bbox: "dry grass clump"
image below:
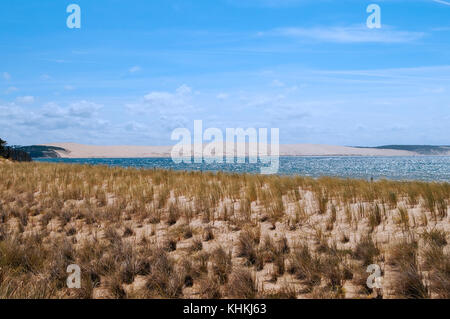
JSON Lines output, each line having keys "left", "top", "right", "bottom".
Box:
{"left": 210, "top": 246, "right": 232, "bottom": 284}
{"left": 162, "top": 237, "right": 177, "bottom": 252}
{"left": 260, "top": 283, "right": 298, "bottom": 299}
{"left": 190, "top": 238, "right": 203, "bottom": 252}
{"left": 144, "top": 248, "right": 183, "bottom": 298}
{"left": 180, "top": 224, "right": 193, "bottom": 239}
{"left": 388, "top": 241, "right": 429, "bottom": 299}
{"left": 421, "top": 229, "right": 447, "bottom": 247}
{"left": 202, "top": 226, "right": 214, "bottom": 242}
{"left": 193, "top": 251, "right": 210, "bottom": 274}
{"left": 0, "top": 271, "right": 59, "bottom": 299}
{"left": 421, "top": 230, "right": 450, "bottom": 298}
{"left": 353, "top": 237, "right": 380, "bottom": 266}
{"left": 287, "top": 244, "right": 322, "bottom": 287}
{"left": 226, "top": 268, "right": 257, "bottom": 299}
{"left": 256, "top": 234, "right": 290, "bottom": 277}
{"left": 198, "top": 276, "right": 222, "bottom": 299}
{"left": 0, "top": 162, "right": 448, "bottom": 299}
{"left": 368, "top": 204, "right": 382, "bottom": 229}
{"left": 237, "top": 227, "right": 260, "bottom": 266}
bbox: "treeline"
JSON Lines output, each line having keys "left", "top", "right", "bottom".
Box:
{"left": 0, "top": 138, "right": 32, "bottom": 162}
{"left": 14, "top": 145, "right": 65, "bottom": 158}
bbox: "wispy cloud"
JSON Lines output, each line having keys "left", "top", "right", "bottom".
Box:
{"left": 216, "top": 93, "right": 229, "bottom": 100}
{"left": 0, "top": 100, "right": 105, "bottom": 136}
{"left": 67, "top": 100, "right": 103, "bottom": 118}
{"left": 260, "top": 25, "right": 426, "bottom": 43}
{"left": 129, "top": 66, "right": 142, "bottom": 73}
{"left": 271, "top": 79, "right": 285, "bottom": 87}
{"left": 126, "top": 84, "right": 194, "bottom": 115}
{"left": 3, "top": 72, "right": 11, "bottom": 80}
{"left": 226, "top": 0, "right": 308, "bottom": 7}
{"left": 4, "top": 86, "right": 18, "bottom": 94}
{"left": 433, "top": 0, "right": 450, "bottom": 6}
{"left": 16, "top": 96, "right": 35, "bottom": 104}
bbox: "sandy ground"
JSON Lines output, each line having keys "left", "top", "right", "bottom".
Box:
{"left": 0, "top": 162, "right": 448, "bottom": 298}
{"left": 43, "top": 143, "right": 416, "bottom": 158}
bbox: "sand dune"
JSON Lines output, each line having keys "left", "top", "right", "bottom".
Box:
{"left": 43, "top": 143, "right": 173, "bottom": 158}
{"left": 279, "top": 144, "right": 416, "bottom": 156}
{"left": 42, "top": 142, "right": 416, "bottom": 158}
{"left": 1, "top": 162, "right": 448, "bottom": 299}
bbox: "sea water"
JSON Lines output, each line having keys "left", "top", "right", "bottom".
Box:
{"left": 35, "top": 156, "right": 450, "bottom": 182}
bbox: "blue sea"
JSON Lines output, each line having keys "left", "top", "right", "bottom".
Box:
{"left": 35, "top": 156, "right": 450, "bottom": 182}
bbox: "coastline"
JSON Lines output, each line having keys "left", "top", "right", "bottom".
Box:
{"left": 42, "top": 142, "right": 425, "bottom": 159}
{"left": 34, "top": 156, "right": 450, "bottom": 182}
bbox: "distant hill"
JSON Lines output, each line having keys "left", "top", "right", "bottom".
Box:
{"left": 18, "top": 143, "right": 450, "bottom": 159}
{"left": 14, "top": 145, "right": 68, "bottom": 158}
{"left": 41, "top": 142, "right": 415, "bottom": 158}
{"left": 358, "top": 145, "right": 450, "bottom": 155}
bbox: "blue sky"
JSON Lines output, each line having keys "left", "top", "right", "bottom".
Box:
{"left": 1, "top": 0, "right": 449, "bottom": 146}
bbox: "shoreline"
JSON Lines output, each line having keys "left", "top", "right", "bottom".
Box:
{"left": 34, "top": 154, "right": 450, "bottom": 159}
{"left": 33, "top": 158, "right": 450, "bottom": 183}
{"left": 39, "top": 142, "right": 441, "bottom": 159}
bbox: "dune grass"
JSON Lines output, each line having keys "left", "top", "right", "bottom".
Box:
{"left": 0, "top": 161, "right": 448, "bottom": 299}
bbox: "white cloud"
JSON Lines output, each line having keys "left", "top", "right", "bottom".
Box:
{"left": 4, "top": 86, "right": 18, "bottom": 94}
{"left": 422, "top": 87, "right": 445, "bottom": 94}
{"left": 123, "top": 85, "right": 197, "bottom": 139}
{"left": 3, "top": 72, "right": 11, "bottom": 80}
{"left": 124, "top": 121, "right": 148, "bottom": 132}
{"left": 16, "top": 96, "right": 35, "bottom": 104}
{"left": 68, "top": 101, "right": 103, "bottom": 118}
{"left": 128, "top": 84, "right": 194, "bottom": 114}
{"left": 241, "top": 93, "right": 286, "bottom": 108}
{"left": 143, "top": 91, "right": 179, "bottom": 106}
{"left": 432, "top": 27, "right": 450, "bottom": 31}
{"left": 175, "top": 84, "right": 192, "bottom": 95}
{"left": 64, "top": 85, "right": 76, "bottom": 90}
{"left": 217, "top": 93, "right": 229, "bottom": 100}
{"left": 262, "top": 25, "right": 425, "bottom": 43}
{"left": 0, "top": 100, "right": 107, "bottom": 137}
{"left": 2, "top": 64, "right": 449, "bottom": 146}
{"left": 271, "top": 79, "right": 285, "bottom": 87}
{"left": 433, "top": 0, "right": 450, "bottom": 6}
{"left": 0, "top": 103, "right": 25, "bottom": 120}
{"left": 40, "top": 74, "right": 51, "bottom": 80}
{"left": 129, "top": 66, "right": 142, "bottom": 73}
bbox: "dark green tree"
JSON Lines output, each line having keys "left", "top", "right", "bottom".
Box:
{"left": 0, "top": 138, "right": 6, "bottom": 152}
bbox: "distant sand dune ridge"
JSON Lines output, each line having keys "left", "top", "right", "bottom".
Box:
{"left": 42, "top": 143, "right": 417, "bottom": 158}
